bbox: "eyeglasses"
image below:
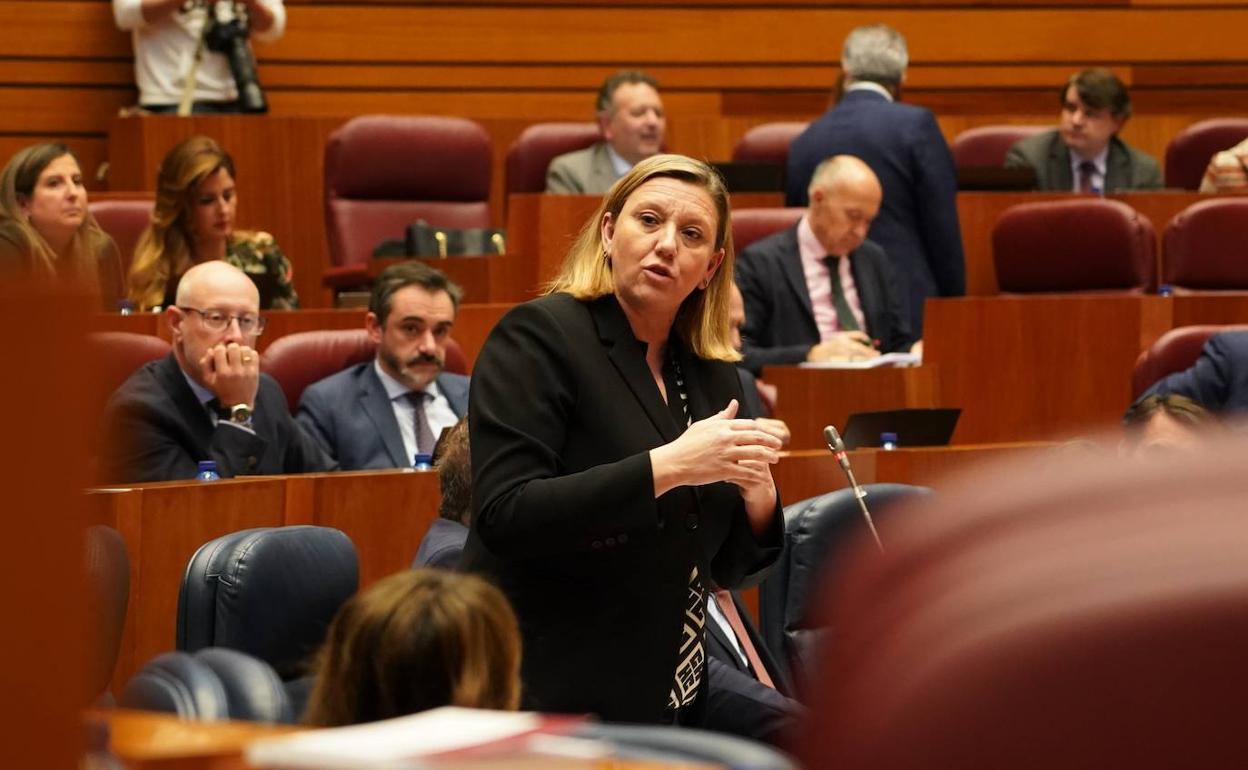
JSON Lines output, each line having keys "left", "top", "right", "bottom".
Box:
{"left": 178, "top": 306, "right": 267, "bottom": 335}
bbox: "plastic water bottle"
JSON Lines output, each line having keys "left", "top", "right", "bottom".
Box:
{"left": 196, "top": 460, "right": 220, "bottom": 481}
{"left": 1158, "top": 284, "right": 1174, "bottom": 297}
{"left": 413, "top": 453, "right": 433, "bottom": 471}
{"left": 880, "top": 432, "right": 899, "bottom": 451}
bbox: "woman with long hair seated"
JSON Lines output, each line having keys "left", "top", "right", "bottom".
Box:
{"left": 304, "top": 568, "right": 522, "bottom": 727}
{"left": 126, "top": 135, "right": 298, "bottom": 311}
{"left": 0, "top": 143, "right": 122, "bottom": 309}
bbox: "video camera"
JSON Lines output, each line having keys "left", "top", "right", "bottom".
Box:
{"left": 202, "top": 1, "right": 268, "bottom": 113}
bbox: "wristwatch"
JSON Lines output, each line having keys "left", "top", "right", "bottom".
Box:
{"left": 219, "top": 403, "right": 253, "bottom": 426}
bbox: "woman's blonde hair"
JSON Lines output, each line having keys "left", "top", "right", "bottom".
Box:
{"left": 304, "top": 569, "right": 522, "bottom": 727}
{"left": 0, "top": 143, "right": 110, "bottom": 290}
{"left": 546, "top": 154, "right": 739, "bottom": 362}
{"left": 127, "top": 136, "right": 236, "bottom": 310}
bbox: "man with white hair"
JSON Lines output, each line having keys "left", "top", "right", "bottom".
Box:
{"left": 99, "top": 260, "right": 334, "bottom": 483}
{"left": 786, "top": 24, "right": 964, "bottom": 335}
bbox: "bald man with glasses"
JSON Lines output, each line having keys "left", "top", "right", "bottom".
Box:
{"left": 99, "top": 261, "right": 334, "bottom": 483}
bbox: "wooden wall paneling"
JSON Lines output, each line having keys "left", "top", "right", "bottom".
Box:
{"left": 924, "top": 295, "right": 1173, "bottom": 443}
{"left": 1172, "top": 295, "right": 1248, "bottom": 327}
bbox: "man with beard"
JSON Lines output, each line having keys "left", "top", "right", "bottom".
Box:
{"left": 297, "top": 261, "right": 469, "bottom": 470}
{"left": 100, "top": 260, "right": 334, "bottom": 482}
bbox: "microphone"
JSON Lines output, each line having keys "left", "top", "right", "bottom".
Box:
{"left": 823, "top": 425, "right": 884, "bottom": 552}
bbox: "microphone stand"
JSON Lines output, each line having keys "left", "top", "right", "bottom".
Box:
{"left": 823, "top": 426, "right": 884, "bottom": 552}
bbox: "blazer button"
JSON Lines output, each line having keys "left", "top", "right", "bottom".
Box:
{"left": 605, "top": 537, "right": 616, "bottom": 548}
{"left": 247, "top": 456, "right": 258, "bottom": 468}
{"left": 617, "top": 533, "right": 629, "bottom": 545}
{"left": 685, "top": 513, "right": 699, "bottom": 530}
{"left": 591, "top": 539, "right": 603, "bottom": 549}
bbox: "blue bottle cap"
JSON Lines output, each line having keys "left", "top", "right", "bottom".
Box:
{"left": 197, "top": 460, "right": 217, "bottom": 472}
{"left": 880, "top": 432, "right": 898, "bottom": 443}
{"left": 413, "top": 453, "right": 434, "bottom": 468}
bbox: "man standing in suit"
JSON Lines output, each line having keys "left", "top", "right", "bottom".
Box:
{"left": 546, "top": 70, "right": 666, "bottom": 194}
{"left": 739, "top": 155, "right": 917, "bottom": 376}
{"left": 99, "top": 261, "right": 334, "bottom": 483}
{"left": 786, "top": 24, "right": 964, "bottom": 335}
{"left": 1006, "top": 68, "right": 1162, "bottom": 193}
{"left": 297, "top": 262, "right": 469, "bottom": 470}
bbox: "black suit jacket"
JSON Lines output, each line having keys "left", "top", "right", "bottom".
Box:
{"left": 461, "top": 293, "right": 782, "bottom": 723}
{"left": 735, "top": 225, "right": 915, "bottom": 375}
{"left": 1005, "top": 130, "right": 1163, "bottom": 192}
{"left": 99, "top": 353, "right": 336, "bottom": 484}
{"left": 786, "top": 89, "right": 966, "bottom": 333}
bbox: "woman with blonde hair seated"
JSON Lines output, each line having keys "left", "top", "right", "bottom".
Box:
{"left": 0, "top": 143, "right": 122, "bottom": 309}
{"left": 126, "top": 135, "right": 298, "bottom": 311}
{"left": 303, "top": 568, "right": 521, "bottom": 727}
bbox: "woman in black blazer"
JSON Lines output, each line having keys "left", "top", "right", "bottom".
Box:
{"left": 462, "top": 155, "right": 784, "bottom": 725}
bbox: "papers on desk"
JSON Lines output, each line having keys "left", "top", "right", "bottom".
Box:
{"left": 245, "top": 707, "right": 595, "bottom": 769}
{"left": 798, "top": 351, "right": 922, "bottom": 369}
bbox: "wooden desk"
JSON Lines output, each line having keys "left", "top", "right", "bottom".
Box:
{"left": 90, "top": 469, "right": 443, "bottom": 692}
{"left": 761, "top": 365, "right": 942, "bottom": 451}
{"left": 956, "top": 191, "right": 1207, "bottom": 296}
{"left": 924, "top": 295, "right": 1173, "bottom": 443}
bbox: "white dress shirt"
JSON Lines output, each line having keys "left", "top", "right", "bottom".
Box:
{"left": 1069, "top": 145, "right": 1110, "bottom": 193}
{"left": 797, "top": 215, "right": 867, "bottom": 339}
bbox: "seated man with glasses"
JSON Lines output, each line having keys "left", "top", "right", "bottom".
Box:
{"left": 99, "top": 260, "right": 335, "bottom": 483}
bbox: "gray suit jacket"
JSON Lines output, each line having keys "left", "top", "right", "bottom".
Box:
{"left": 296, "top": 362, "right": 469, "bottom": 470}
{"left": 1005, "top": 130, "right": 1163, "bottom": 192}
{"left": 545, "top": 141, "right": 621, "bottom": 195}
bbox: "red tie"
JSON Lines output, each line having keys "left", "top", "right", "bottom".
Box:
{"left": 713, "top": 590, "right": 776, "bottom": 690}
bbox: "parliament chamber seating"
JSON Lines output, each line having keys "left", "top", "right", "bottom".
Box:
{"left": 793, "top": 439, "right": 1248, "bottom": 768}
{"left": 1163, "top": 117, "right": 1248, "bottom": 190}
{"left": 88, "top": 199, "right": 152, "bottom": 275}
{"left": 1161, "top": 198, "right": 1248, "bottom": 291}
{"left": 731, "top": 207, "right": 804, "bottom": 251}
{"left": 88, "top": 332, "right": 171, "bottom": 406}
{"left": 1130, "top": 323, "right": 1248, "bottom": 398}
{"left": 178, "top": 526, "right": 358, "bottom": 715}
{"left": 504, "top": 122, "right": 600, "bottom": 194}
{"left": 949, "top": 124, "right": 1051, "bottom": 169}
{"left": 259, "top": 328, "right": 468, "bottom": 411}
{"left": 86, "top": 525, "right": 129, "bottom": 704}
{"left": 323, "top": 115, "right": 493, "bottom": 290}
{"left": 992, "top": 198, "right": 1156, "bottom": 293}
{"left": 731, "top": 122, "right": 808, "bottom": 165}
{"left": 119, "top": 648, "right": 294, "bottom": 724}
{"left": 757, "top": 484, "right": 931, "bottom": 692}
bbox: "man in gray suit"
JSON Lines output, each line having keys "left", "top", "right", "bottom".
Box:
{"left": 546, "top": 69, "right": 666, "bottom": 194}
{"left": 297, "top": 262, "right": 469, "bottom": 470}
{"left": 1006, "top": 68, "right": 1162, "bottom": 192}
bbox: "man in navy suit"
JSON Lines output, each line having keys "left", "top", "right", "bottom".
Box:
{"left": 297, "top": 262, "right": 469, "bottom": 470}
{"left": 786, "top": 24, "right": 964, "bottom": 334}
{"left": 739, "top": 155, "right": 917, "bottom": 376}
{"left": 1138, "top": 331, "right": 1248, "bottom": 416}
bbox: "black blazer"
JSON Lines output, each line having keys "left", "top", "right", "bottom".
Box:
{"left": 99, "top": 353, "right": 336, "bottom": 484}
{"left": 785, "top": 89, "right": 966, "bottom": 333}
{"left": 461, "top": 293, "right": 782, "bottom": 723}
{"left": 735, "top": 225, "right": 915, "bottom": 375}
{"left": 1005, "top": 130, "right": 1163, "bottom": 192}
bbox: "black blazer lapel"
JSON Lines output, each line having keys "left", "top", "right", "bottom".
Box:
{"left": 849, "top": 249, "right": 881, "bottom": 342}
{"left": 155, "top": 353, "right": 215, "bottom": 449}
{"left": 776, "top": 227, "right": 817, "bottom": 334}
{"left": 1105, "top": 138, "right": 1132, "bottom": 192}
{"left": 360, "top": 365, "right": 409, "bottom": 467}
{"left": 1047, "top": 135, "right": 1074, "bottom": 191}
{"left": 589, "top": 296, "right": 682, "bottom": 443}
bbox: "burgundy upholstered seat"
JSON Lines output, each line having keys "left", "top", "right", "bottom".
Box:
{"left": 260, "top": 328, "right": 467, "bottom": 412}
{"left": 731, "top": 122, "right": 809, "bottom": 165}
{"left": 731, "top": 208, "right": 805, "bottom": 252}
{"left": 89, "top": 331, "right": 171, "bottom": 404}
{"left": 1162, "top": 198, "right": 1248, "bottom": 291}
{"left": 949, "top": 124, "right": 1052, "bottom": 169}
{"left": 89, "top": 199, "right": 153, "bottom": 276}
{"left": 323, "top": 116, "right": 493, "bottom": 289}
{"left": 1164, "top": 118, "right": 1248, "bottom": 190}
{"left": 504, "top": 122, "right": 601, "bottom": 195}
{"left": 1130, "top": 323, "right": 1248, "bottom": 398}
{"left": 992, "top": 198, "right": 1156, "bottom": 293}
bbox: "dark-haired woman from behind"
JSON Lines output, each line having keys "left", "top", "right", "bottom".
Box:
{"left": 0, "top": 143, "right": 122, "bottom": 309}
{"left": 303, "top": 568, "right": 521, "bottom": 727}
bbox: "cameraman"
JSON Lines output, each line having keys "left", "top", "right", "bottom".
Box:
{"left": 113, "top": 0, "right": 285, "bottom": 114}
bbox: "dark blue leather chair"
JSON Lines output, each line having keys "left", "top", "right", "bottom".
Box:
{"left": 177, "top": 526, "right": 358, "bottom": 716}
{"left": 759, "top": 484, "right": 931, "bottom": 692}
{"left": 119, "top": 648, "right": 293, "bottom": 723}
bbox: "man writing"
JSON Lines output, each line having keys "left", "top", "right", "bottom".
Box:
{"left": 297, "top": 261, "right": 469, "bottom": 470}
{"left": 100, "top": 260, "right": 333, "bottom": 482}
{"left": 737, "top": 155, "right": 917, "bottom": 375}
{"left": 546, "top": 70, "right": 666, "bottom": 194}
